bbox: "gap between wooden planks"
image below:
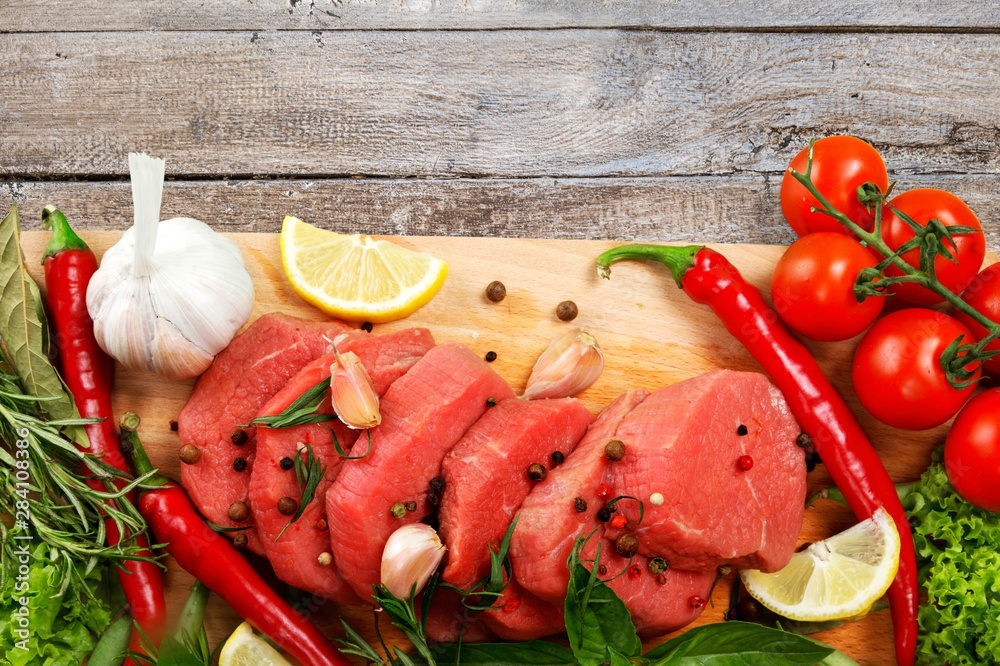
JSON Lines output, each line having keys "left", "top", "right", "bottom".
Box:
{"left": 23, "top": 230, "right": 972, "bottom": 666}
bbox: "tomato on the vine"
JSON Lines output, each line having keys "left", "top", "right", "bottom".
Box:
{"left": 780, "top": 136, "right": 888, "bottom": 237}
{"left": 852, "top": 309, "right": 979, "bottom": 430}
{"left": 955, "top": 263, "right": 1000, "bottom": 377}
{"left": 771, "top": 232, "right": 884, "bottom": 341}
{"left": 944, "top": 389, "right": 1000, "bottom": 512}
{"left": 881, "top": 188, "right": 986, "bottom": 306}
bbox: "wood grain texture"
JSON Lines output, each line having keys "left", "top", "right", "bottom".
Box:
{"left": 20, "top": 230, "right": 973, "bottom": 666}
{"left": 2, "top": 31, "right": 999, "bottom": 179}
{"left": 4, "top": 174, "right": 1000, "bottom": 246}
{"left": 3, "top": 0, "right": 1000, "bottom": 32}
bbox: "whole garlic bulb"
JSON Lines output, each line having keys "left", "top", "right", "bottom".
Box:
{"left": 87, "top": 153, "right": 254, "bottom": 380}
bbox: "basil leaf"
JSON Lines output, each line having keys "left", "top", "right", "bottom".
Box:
{"left": 431, "top": 641, "right": 578, "bottom": 665}
{"left": 564, "top": 540, "right": 641, "bottom": 666}
{"left": 642, "top": 622, "right": 834, "bottom": 666}
{"left": 157, "top": 636, "right": 210, "bottom": 666}
{"left": 0, "top": 204, "right": 75, "bottom": 420}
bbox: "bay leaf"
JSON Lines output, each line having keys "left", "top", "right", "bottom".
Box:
{"left": 0, "top": 204, "right": 75, "bottom": 420}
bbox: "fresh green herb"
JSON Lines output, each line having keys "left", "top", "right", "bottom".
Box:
{"left": 88, "top": 612, "right": 133, "bottom": 666}
{"left": 275, "top": 445, "right": 327, "bottom": 542}
{"left": 643, "top": 621, "right": 836, "bottom": 665}
{"left": 0, "top": 542, "right": 113, "bottom": 666}
{"left": 564, "top": 534, "right": 641, "bottom": 665}
{"left": 339, "top": 579, "right": 441, "bottom": 666}
{"left": 0, "top": 205, "right": 77, "bottom": 423}
{"left": 446, "top": 516, "right": 518, "bottom": 612}
{"left": 249, "top": 377, "right": 334, "bottom": 429}
{"left": 332, "top": 428, "right": 374, "bottom": 460}
{"left": 902, "top": 449, "right": 1000, "bottom": 666}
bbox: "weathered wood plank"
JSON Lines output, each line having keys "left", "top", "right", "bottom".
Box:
{"left": 2, "top": 31, "right": 998, "bottom": 179}
{"left": 2, "top": 0, "right": 1000, "bottom": 32}
{"left": 5, "top": 174, "right": 1000, "bottom": 247}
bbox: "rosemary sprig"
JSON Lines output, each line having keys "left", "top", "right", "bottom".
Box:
{"left": 790, "top": 143, "right": 1000, "bottom": 387}
{"left": 275, "top": 444, "right": 327, "bottom": 542}
{"left": 248, "top": 377, "right": 335, "bottom": 429}
{"left": 0, "top": 364, "right": 155, "bottom": 599}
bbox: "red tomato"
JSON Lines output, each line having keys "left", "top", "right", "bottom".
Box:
{"left": 881, "top": 188, "right": 986, "bottom": 305}
{"left": 852, "top": 309, "right": 979, "bottom": 430}
{"left": 955, "top": 263, "right": 1000, "bottom": 377}
{"left": 780, "top": 136, "right": 889, "bottom": 237}
{"left": 771, "top": 232, "right": 884, "bottom": 341}
{"left": 944, "top": 389, "right": 1000, "bottom": 511}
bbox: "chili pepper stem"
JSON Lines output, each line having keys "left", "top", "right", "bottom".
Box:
{"left": 597, "top": 244, "right": 702, "bottom": 287}
{"left": 41, "top": 205, "right": 89, "bottom": 260}
{"left": 119, "top": 412, "right": 169, "bottom": 485}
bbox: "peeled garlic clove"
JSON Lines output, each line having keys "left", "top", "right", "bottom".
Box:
{"left": 381, "top": 523, "right": 447, "bottom": 600}
{"left": 331, "top": 350, "right": 381, "bottom": 429}
{"left": 522, "top": 328, "right": 604, "bottom": 400}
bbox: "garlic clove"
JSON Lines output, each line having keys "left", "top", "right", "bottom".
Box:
{"left": 522, "top": 328, "right": 604, "bottom": 400}
{"left": 331, "top": 350, "right": 381, "bottom": 429}
{"left": 381, "top": 523, "right": 447, "bottom": 600}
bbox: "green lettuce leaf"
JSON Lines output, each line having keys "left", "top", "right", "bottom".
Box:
{"left": 904, "top": 450, "right": 1000, "bottom": 665}
{"left": 0, "top": 541, "right": 111, "bottom": 665}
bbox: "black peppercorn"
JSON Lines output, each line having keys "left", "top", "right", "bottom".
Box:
{"left": 556, "top": 300, "right": 579, "bottom": 321}
{"left": 485, "top": 351, "right": 497, "bottom": 363}
{"left": 596, "top": 507, "right": 611, "bottom": 522}
{"left": 486, "top": 396, "right": 497, "bottom": 407}
{"left": 737, "top": 424, "right": 749, "bottom": 436}
{"left": 429, "top": 476, "right": 446, "bottom": 493}
{"left": 279, "top": 457, "right": 294, "bottom": 471}
{"left": 231, "top": 429, "right": 249, "bottom": 447}
{"left": 551, "top": 450, "right": 565, "bottom": 466}
{"left": 169, "top": 420, "right": 178, "bottom": 432}
{"left": 573, "top": 497, "right": 588, "bottom": 512}
{"left": 233, "top": 533, "right": 249, "bottom": 550}
{"left": 404, "top": 500, "right": 418, "bottom": 512}
{"left": 361, "top": 321, "right": 374, "bottom": 333}
{"left": 796, "top": 433, "right": 812, "bottom": 449}
{"left": 233, "top": 457, "right": 247, "bottom": 473}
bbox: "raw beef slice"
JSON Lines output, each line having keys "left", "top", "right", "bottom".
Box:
{"left": 615, "top": 369, "right": 805, "bottom": 572}
{"left": 439, "top": 397, "right": 594, "bottom": 590}
{"left": 250, "top": 328, "right": 434, "bottom": 603}
{"left": 178, "top": 313, "right": 351, "bottom": 553}
{"left": 326, "top": 342, "right": 515, "bottom": 601}
{"left": 510, "top": 389, "right": 713, "bottom": 637}
{"left": 511, "top": 390, "right": 649, "bottom": 605}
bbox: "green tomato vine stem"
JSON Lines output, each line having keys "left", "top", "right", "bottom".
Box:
{"left": 788, "top": 143, "right": 1000, "bottom": 383}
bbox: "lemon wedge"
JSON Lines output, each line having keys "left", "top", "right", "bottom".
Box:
{"left": 218, "top": 622, "right": 293, "bottom": 666}
{"left": 280, "top": 216, "right": 448, "bottom": 323}
{"left": 739, "top": 506, "right": 900, "bottom": 622}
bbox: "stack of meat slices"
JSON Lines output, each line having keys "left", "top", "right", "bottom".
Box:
{"left": 176, "top": 314, "right": 808, "bottom": 643}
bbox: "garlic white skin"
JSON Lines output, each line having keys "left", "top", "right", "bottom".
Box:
{"left": 380, "top": 523, "right": 447, "bottom": 599}
{"left": 330, "top": 349, "right": 381, "bottom": 429}
{"left": 522, "top": 328, "right": 604, "bottom": 400}
{"left": 87, "top": 153, "right": 254, "bottom": 380}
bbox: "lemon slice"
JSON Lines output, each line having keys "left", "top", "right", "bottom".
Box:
{"left": 280, "top": 216, "right": 448, "bottom": 323}
{"left": 219, "top": 622, "right": 293, "bottom": 666}
{"left": 740, "top": 506, "right": 900, "bottom": 622}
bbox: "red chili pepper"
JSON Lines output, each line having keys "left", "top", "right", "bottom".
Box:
{"left": 41, "top": 206, "right": 166, "bottom": 662}
{"left": 597, "top": 244, "right": 917, "bottom": 666}
{"left": 120, "top": 413, "right": 351, "bottom": 666}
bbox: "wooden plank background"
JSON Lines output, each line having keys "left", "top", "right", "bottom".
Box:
{"left": 2, "top": 9, "right": 999, "bottom": 244}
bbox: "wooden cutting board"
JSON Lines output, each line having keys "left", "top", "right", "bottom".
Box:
{"left": 21, "top": 230, "right": 956, "bottom": 665}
